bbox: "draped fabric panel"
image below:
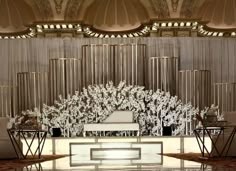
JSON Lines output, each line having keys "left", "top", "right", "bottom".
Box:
{"left": 1, "top": 37, "right": 236, "bottom": 85}
{"left": 0, "top": 37, "right": 236, "bottom": 114}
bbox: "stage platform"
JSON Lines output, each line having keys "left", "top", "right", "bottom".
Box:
{"left": 21, "top": 136, "right": 211, "bottom": 167}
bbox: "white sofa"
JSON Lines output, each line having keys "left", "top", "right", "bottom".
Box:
{"left": 0, "top": 117, "right": 17, "bottom": 159}
{"left": 211, "top": 112, "right": 236, "bottom": 157}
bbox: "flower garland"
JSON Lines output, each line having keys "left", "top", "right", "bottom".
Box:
{"left": 15, "top": 81, "right": 202, "bottom": 137}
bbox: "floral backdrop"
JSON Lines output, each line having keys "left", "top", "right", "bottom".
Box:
{"left": 13, "top": 81, "right": 210, "bottom": 137}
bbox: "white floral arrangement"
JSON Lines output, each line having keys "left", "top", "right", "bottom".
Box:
{"left": 16, "top": 81, "right": 205, "bottom": 137}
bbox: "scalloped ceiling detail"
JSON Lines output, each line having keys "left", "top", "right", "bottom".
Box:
{"left": 0, "top": 0, "right": 35, "bottom": 33}
{"left": 82, "top": 0, "right": 150, "bottom": 32}
{"left": 197, "top": 0, "right": 236, "bottom": 29}
{"left": 0, "top": 0, "right": 236, "bottom": 34}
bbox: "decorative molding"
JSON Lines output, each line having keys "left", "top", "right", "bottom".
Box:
{"left": 35, "top": 0, "right": 53, "bottom": 20}
{"left": 65, "top": 0, "right": 83, "bottom": 20}
{"left": 171, "top": 0, "right": 179, "bottom": 12}
{"left": 180, "top": 0, "right": 197, "bottom": 18}
{"left": 54, "top": 0, "right": 63, "bottom": 14}
{"left": 151, "top": 0, "right": 170, "bottom": 18}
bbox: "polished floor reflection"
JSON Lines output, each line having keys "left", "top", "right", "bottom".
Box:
{"left": 13, "top": 155, "right": 215, "bottom": 171}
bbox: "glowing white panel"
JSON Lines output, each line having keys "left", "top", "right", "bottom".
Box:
{"left": 91, "top": 148, "right": 140, "bottom": 160}
{"left": 141, "top": 137, "right": 180, "bottom": 153}
{"left": 184, "top": 136, "right": 211, "bottom": 153}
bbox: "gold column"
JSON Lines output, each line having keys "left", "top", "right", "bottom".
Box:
{"left": 148, "top": 56, "right": 179, "bottom": 95}
{"left": 49, "top": 58, "right": 81, "bottom": 104}
{"left": 213, "top": 83, "right": 236, "bottom": 113}
{"left": 114, "top": 44, "right": 146, "bottom": 86}
{"left": 17, "top": 72, "right": 48, "bottom": 113}
{"left": 81, "top": 44, "right": 115, "bottom": 87}
{"left": 0, "top": 85, "right": 17, "bottom": 117}
{"left": 178, "top": 70, "right": 211, "bottom": 110}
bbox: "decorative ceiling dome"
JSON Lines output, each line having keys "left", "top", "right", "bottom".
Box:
{"left": 0, "top": 0, "right": 35, "bottom": 34}
{"left": 197, "top": 0, "right": 236, "bottom": 29}
{"left": 82, "top": 0, "right": 150, "bottom": 32}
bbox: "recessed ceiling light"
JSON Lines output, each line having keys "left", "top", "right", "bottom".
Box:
{"left": 168, "top": 22, "right": 172, "bottom": 27}
{"left": 62, "top": 24, "right": 67, "bottom": 29}
{"left": 186, "top": 22, "right": 191, "bottom": 26}
{"left": 43, "top": 24, "right": 48, "bottom": 29}
{"left": 56, "top": 24, "right": 60, "bottom": 29}
{"left": 49, "top": 24, "right": 54, "bottom": 29}
{"left": 161, "top": 23, "right": 166, "bottom": 27}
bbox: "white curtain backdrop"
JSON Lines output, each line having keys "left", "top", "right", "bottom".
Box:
{"left": 0, "top": 37, "right": 236, "bottom": 85}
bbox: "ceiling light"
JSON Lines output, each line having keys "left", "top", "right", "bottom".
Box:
{"left": 36, "top": 25, "right": 42, "bottom": 29}
{"left": 168, "top": 22, "right": 172, "bottom": 27}
{"left": 4, "top": 36, "right": 9, "bottom": 39}
{"left": 43, "top": 24, "right": 48, "bottom": 29}
{"left": 21, "top": 35, "right": 26, "bottom": 38}
{"left": 62, "top": 24, "right": 67, "bottom": 29}
{"left": 213, "top": 32, "right": 217, "bottom": 36}
{"left": 128, "top": 34, "right": 133, "bottom": 37}
{"left": 134, "top": 33, "right": 139, "bottom": 37}
{"left": 49, "top": 25, "right": 54, "bottom": 29}
{"left": 123, "top": 34, "right": 127, "bottom": 38}
{"left": 231, "top": 32, "right": 236, "bottom": 36}
{"left": 105, "top": 35, "right": 109, "bottom": 38}
{"left": 218, "top": 32, "right": 223, "bottom": 36}
{"left": 0, "top": 36, "right": 2, "bottom": 39}
{"left": 207, "top": 32, "right": 212, "bottom": 36}
{"left": 152, "top": 26, "right": 157, "bottom": 30}
{"left": 37, "top": 28, "right": 42, "bottom": 32}
{"left": 180, "top": 22, "right": 185, "bottom": 27}
{"left": 117, "top": 35, "right": 121, "bottom": 38}
{"left": 99, "top": 34, "right": 104, "bottom": 38}
{"left": 186, "top": 22, "right": 191, "bottom": 26}
{"left": 68, "top": 24, "right": 73, "bottom": 29}
{"left": 154, "top": 22, "right": 159, "bottom": 26}
{"left": 161, "top": 23, "right": 166, "bottom": 27}
{"left": 111, "top": 35, "right": 115, "bottom": 38}
{"left": 94, "top": 33, "right": 99, "bottom": 37}
{"left": 56, "top": 24, "right": 60, "bottom": 29}
{"left": 174, "top": 22, "right": 178, "bottom": 27}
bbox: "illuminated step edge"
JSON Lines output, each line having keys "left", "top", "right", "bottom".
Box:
{"left": 91, "top": 148, "right": 141, "bottom": 160}
{"left": 70, "top": 142, "right": 162, "bottom": 166}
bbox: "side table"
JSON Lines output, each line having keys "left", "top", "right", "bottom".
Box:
{"left": 194, "top": 125, "right": 236, "bottom": 157}
{"left": 7, "top": 129, "right": 47, "bottom": 159}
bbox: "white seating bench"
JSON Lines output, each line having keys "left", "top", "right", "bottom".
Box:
{"left": 83, "top": 123, "right": 140, "bottom": 137}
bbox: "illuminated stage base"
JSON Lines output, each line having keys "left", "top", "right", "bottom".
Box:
{"left": 22, "top": 136, "right": 211, "bottom": 169}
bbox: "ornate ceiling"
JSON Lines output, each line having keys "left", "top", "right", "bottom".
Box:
{"left": 0, "top": 0, "right": 235, "bottom": 36}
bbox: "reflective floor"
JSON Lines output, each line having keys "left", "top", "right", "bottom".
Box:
{"left": 10, "top": 155, "right": 215, "bottom": 171}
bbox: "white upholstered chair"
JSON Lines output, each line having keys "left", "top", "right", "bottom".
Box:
{"left": 0, "top": 117, "right": 17, "bottom": 159}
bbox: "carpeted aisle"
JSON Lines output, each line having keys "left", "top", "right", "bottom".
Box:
{"left": 0, "top": 155, "right": 67, "bottom": 171}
